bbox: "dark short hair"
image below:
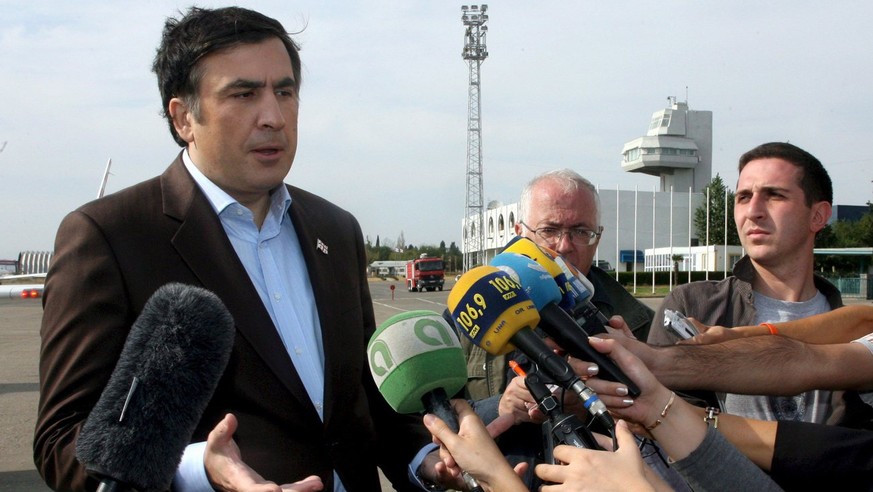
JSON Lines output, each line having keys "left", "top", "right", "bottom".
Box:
{"left": 738, "top": 142, "right": 833, "bottom": 205}
{"left": 152, "top": 6, "right": 302, "bottom": 146}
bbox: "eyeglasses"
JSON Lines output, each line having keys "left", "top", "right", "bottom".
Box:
{"left": 520, "top": 221, "right": 603, "bottom": 246}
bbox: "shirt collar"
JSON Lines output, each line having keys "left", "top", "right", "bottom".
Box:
{"left": 182, "top": 149, "right": 291, "bottom": 219}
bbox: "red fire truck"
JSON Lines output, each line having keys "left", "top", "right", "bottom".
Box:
{"left": 405, "top": 254, "right": 445, "bottom": 292}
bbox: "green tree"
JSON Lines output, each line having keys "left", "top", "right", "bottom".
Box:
{"left": 671, "top": 254, "right": 683, "bottom": 285}
{"left": 814, "top": 204, "right": 873, "bottom": 273}
{"left": 832, "top": 205, "right": 873, "bottom": 247}
{"left": 694, "top": 174, "right": 740, "bottom": 245}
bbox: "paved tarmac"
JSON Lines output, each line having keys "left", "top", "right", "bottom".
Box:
{"left": 0, "top": 282, "right": 484, "bottom": 490}
{"left": 3, "top": 282, "right": 866, "bottom": 491}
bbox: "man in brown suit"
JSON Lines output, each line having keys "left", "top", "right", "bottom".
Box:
{"left": 34, "top": 7, "right": 449, "bottom": 491}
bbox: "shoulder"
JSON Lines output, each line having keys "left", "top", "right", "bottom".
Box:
{"left": 68, "top": 176, "right": 164, "bottom": 227}
{"left": 668, "top": 275, "right": 744, "bottom": 301}
{"left": 812, "top": 274, "right": 844, "bottom": 308}
{"left": 288, "top": 185, "right": 356, "bottom": 223}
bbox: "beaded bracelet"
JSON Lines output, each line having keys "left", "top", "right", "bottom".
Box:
{"left": 645, "top": 391, "right": 676, "bottom": 431}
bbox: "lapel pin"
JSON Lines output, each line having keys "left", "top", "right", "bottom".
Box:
{"left": 316, "top": 239, "right": 329, "bottom": 255}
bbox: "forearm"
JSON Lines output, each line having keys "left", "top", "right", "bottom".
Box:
{"left": 647, "top": 391, "right": 709, "bottom": 461}
{"left": 670, "top": 425, "right": 782, "bottom": 491}
{"left": 715, "top": 413, "right": 777, "bottom": 471}
{"left": 735, "top": 304, "right": 873, "bottom": 344}
{"left": 651, "top": 336, "right": 873, "bottom": 394}
{"left": 650, "top": 399, "right": 771, "bottom": 471}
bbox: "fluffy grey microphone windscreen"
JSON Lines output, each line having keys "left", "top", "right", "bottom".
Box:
{"left": 76, "top": 283, "right": 235, "bottom": 491}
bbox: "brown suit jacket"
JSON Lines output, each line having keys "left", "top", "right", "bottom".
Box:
{"left": 34, "top": 155, "right": 429, "bottom": 491}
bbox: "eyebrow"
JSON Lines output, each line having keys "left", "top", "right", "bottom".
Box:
{"left": 540, "top": 221, "right": 594, "bottom": 230}
{"left": 220, "top": 76, "right": 297, "bottom": 93}
{"left": 736, "top": 185, "right": 791, "bottom": 195}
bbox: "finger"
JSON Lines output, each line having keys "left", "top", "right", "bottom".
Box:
{"left": 566, "top": 356, "right": 599, "bottom": 378}
{"left": 449, "top": 398, "right": 475, "bottom": 417}
{"left": 534, "top": 462, "right": 564, "bottom": 485}
{"left": 584, "top": 378, "right": 631, "bottom": 398}
{"left": 423, "top": 413, "right": 452, "bottom": 442}
{"left": 592, "top": 393, "right": 635, "bottom": 409}
{"left": 592, "top": 431, "right": 615, "bottom": 451}
{"left": 512, "top": 462, "right": 529, "bottom": 480}
{"left": 614, "top": 420, "right": 639, "bottom": 452}
{"left": 525, "top": 405, "right": 547, "bottom": 424}
{"left": 208, "top": 413, "right": 237, "bottom": 446}
{"left": 281, "top": 475, "right": 324, "bottom": 492}
{"left": 484, "top": 413, "right": 515, "bottom": 439}
{"left": 550, "top": 444, "right": 586, "bottom": 467}
{"left": 607, "top": 314, "right": 636, "bottom": 339}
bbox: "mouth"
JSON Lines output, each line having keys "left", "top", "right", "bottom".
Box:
{"left": 251, "top": 144, "right": 285, "bottom": 158}
{"left": 745, "top": 229, "right": 769, "bottom": 239}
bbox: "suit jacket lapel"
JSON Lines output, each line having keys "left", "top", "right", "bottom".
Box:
{"left": 287, "top": 189, "right": 347, "bottom": 424}
{"left": 160, "top": 158, "right": 318, "bottom": 417}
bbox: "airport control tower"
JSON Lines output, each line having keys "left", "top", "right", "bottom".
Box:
{"left": 621, "top": 97, "right": 712, "bottom": 192}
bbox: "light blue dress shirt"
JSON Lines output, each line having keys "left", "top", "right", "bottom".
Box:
{"left": 173, "top": 152, "right": 430, "bottom": 491}
{"left": 174, "top": 151, "right": 347, "bottom": 491}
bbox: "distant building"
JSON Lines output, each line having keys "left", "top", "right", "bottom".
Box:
{"left": 462, "top": 98, "right": 711, "bottom": 271}
{"left": 830, "top": 205, "right": 869, "bottom": 224}
{"left": 17, "top": 251, "right": 53, "bottom": 275}
{"left": 621, "top": 97, "right": 713, "bottom": 193}
{"left": 645, "top": 245, "right": 744, "bottom": 273}
{"left": 0, "top": 260, "right": 16, "bottom": 276}
{"left": 466, "top": 189, "right": 705, "bottom": 272}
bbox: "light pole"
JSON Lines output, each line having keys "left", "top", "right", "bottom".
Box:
{"left": 460, "top": 4, "right": 489, "bottom": 272}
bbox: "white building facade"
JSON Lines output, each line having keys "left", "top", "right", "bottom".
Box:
{"left": 466, "top": 187, "right": 707, "bottom": 272}
{"left": 461, "top": 99, "right": 719, "bottom": 272}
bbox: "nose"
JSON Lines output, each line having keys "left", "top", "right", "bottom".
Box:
{"left": 553, "top": 232, "right": 575, "bottom": 256}
{"left": 744, "top": 193, "right": 767, "bottom": 220}
{"left": 257, "top": 93, "right": 286, "bottom": 130}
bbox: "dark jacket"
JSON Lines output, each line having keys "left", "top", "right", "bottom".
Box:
{"left": 34, "top": 155, "right": 429, "bottom": 491}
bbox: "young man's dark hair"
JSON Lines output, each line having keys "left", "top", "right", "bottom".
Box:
{"left": 152, "top": 6, "right": 302, "bottom": 146}
{"left": 738, "top": 141, "right": 833, "bottom": 206}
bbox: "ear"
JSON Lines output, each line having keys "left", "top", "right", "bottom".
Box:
{"left": 168, "top": 97, "right": 195, "bottom": 144}
{"left": 809, "top": 201, "right": 832, "bottom": 233}
{"left": 513, "top": 223, "right": 522, "bottom": 236}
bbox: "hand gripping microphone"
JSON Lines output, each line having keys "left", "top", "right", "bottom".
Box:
{"left": 75, "top": 283, "right": 236, "bottom": 492}
{"left": 509, "top": 361, "right": 602, "bottom": 452}
{"left": 447, "top": 266, "right": 613, "bottom": 430}
{"left": 490, "top": 253, "right": 640, "bottom": 397}
{"left": 367, "top": 310, "right": 484, "bottom": 492}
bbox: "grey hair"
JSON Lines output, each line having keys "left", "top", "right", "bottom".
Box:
{"left": 518, "top": 169, "right": 601, "bottom": 226}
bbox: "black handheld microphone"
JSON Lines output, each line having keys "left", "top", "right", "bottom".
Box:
{"left": 491, "top": 253, "right": 641, "bottom": 397}
{"left": 75, "top": 283, "right": 235, "bottom": 492}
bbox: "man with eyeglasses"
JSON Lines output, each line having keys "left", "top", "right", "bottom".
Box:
{"left": 457, "top": 169, "right": 664, "bottom": 489}
{"left": 461, "top": 170, "right": 654, "bottom": 401}
{"left": 516, "top": 169, "right": 655, "bottom": 341}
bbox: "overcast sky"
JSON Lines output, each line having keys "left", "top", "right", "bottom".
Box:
{"left": 2, "top": 1, "right": 872, "bottom": 260}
